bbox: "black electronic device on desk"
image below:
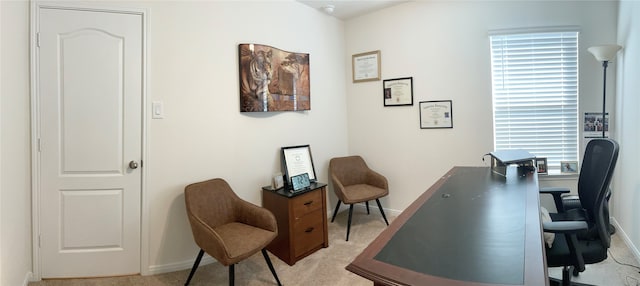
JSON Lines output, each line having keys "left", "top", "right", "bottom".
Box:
{"left": 290, "top": 173, "right": 311, "bottom": 192}
{"left": 485, "top": 149, "right": 536, "bottom": 176}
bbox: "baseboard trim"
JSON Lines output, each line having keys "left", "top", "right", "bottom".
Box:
{"left": 326, "top": 201, "right": 402, "bottom": 219}
{"left": 23, "top": 271, "right": 34, "bottom": 286}
{"left": 146, "top": 255, "right": 216, "bottom": 276}
{"left": 352, "top": 202, "right": 402, "bottom": 217}
{"left": 610, "top": 217, "right": 640, "bottom": 264}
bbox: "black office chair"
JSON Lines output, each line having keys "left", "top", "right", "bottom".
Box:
{"left": 546, "top": 189, "right": 616, "bottom": 235}
{"left": 541, "top": 138, "right": 619, "bottom": 286}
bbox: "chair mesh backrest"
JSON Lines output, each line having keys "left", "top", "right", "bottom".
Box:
{"left": 577, "top": 139, "right": 619, "bottom": 247}
{"left": 184, "top": 178, "right": 239, "bottom": 228}
{"left": 330, "top": 156, "right": 369, "bottom": 187}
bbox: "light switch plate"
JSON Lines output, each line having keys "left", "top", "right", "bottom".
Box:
{"left": 152, "top": 101, "right": 164, "bottom": 119}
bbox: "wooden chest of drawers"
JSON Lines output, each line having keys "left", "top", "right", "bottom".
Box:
{"left": 262, "top": 183, "right": 328, "bottom": 265}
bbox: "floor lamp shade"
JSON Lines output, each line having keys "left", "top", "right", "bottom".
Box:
{"left": 588, "top": 44, "right": 622, "bottom": 138}
{"left": 588, "top": 45, "right": 622, "bottom": 62}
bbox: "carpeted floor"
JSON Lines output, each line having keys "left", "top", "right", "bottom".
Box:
{"left": 29, "top": 208, "right": 640, "bottom": 286}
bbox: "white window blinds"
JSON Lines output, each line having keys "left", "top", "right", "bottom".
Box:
{"left": 490, "top": 31, "right": 579, "bottom": 169}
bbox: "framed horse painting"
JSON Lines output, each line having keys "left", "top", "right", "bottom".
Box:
{"left": 238, "top": 43, "right": 310, "bottom": 112}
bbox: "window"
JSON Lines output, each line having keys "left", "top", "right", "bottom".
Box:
{"left": 490, "top": 31, "right": 579, "bottom": 171}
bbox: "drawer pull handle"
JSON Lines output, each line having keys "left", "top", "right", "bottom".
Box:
{"left": 304, "top": 201, "right": 313, "bottom": 206}
{"left": 305, "top": 227, "right": 314, "bottom": 233}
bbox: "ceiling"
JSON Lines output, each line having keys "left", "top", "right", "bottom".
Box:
{"left": 297, "top": 0, "right": 409, "bottom": 20}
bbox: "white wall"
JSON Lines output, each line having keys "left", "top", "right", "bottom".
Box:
{"left": 0, "top": 0, "right": 629, "bottom": 284}
{"left": 613, "top": 0, "right": 640, "bottom": 259}
{"left": 0, "top": 1, "right": 3, "bottom": 283}
{"left": 1, "top": 0, "right": 34, "bottom": 285}
{"left": 344, "top": 1, "right": 619, "bottom": 211}
{"left": 1, "top": 0, "right": 349, "bottom": 283}
{"left": 138, "top": 0, "right": 348, "bottom": 272}
{"left": 0, "top": 0, "right": 3, "bottom": 282}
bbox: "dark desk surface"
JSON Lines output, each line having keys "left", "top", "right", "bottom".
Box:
{"left": 346, "top": 166, "right": 548, "bottom": 286}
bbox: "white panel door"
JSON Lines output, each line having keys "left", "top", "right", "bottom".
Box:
{"left": 37, "top": 6, "right": 143, "bottom": 278}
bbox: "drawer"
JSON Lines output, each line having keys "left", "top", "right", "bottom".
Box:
{"left": 293, "top": 210, "right": 324, "bottom": 257}
{"left": 291, "top": 190, "right": 322, "bottom": 219}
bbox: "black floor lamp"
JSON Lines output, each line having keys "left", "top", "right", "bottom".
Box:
{"left": 587, "top": 44, "right": 622, "bottom": 235}
{"left": 587, "top": 44, "right": 622, "bottom": 138}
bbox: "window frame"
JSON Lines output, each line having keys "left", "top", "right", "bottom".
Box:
{"left": 489, "top": 29, "right": 580, "bottom": 172}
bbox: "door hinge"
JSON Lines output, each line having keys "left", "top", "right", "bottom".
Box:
{"left": 37, "top": 138, "right": 41, "bottom": 152}
{"left": 36, "top": 33, "right": 41, "bottom": 48}
{"left": 38, "top": 235, "right": 41, "bottom": 248}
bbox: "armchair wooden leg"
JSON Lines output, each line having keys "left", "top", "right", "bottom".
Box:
{"left": 366, "top": 201, "right": 370, "bottom": 214}
{"left": 346, "top": 204, "right": 354, "bottom": 241}
{"left": 262, "top": 249, "right": 282, "bottom": 286}
{"left": 229, "top": 264, "right": 234, "bottom": 286}
{"left": 376, "top": 199, "right": 389, "bottom": 226}
{"left": 331, "top": 200, "right": 342, "bottom": 223}
{"left": 184, "top": 249, "right": 204, "bottom": 286}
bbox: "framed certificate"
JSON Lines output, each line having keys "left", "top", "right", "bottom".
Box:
{"left": 383, "top": 77, "right": 413, "bottom": 106}
{"left": 419, "top": 100, "right": 453, "bottom": 129}
{"left": 352, "top": 50, "right": 381, "bottom": 83}
{"left": 281, "top": 145, "right": 317, "bottom": 188}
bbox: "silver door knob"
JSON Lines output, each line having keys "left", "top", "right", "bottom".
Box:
{"left": 129, "top": 161, "right": 139, "bottom": 169}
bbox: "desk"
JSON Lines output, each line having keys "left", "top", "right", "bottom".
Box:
{"left": 346, "top": 167, "right": 548, "bottom": 286}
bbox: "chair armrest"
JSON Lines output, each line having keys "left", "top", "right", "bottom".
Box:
{"left": 366, "top": 169, "right": 388, "bottom": 190}
{"left": 187, "top": 212, "right": 229, "bottom": 261}
{"left": 540, "top": 187, "right": 570, "bottom": 212}
{"left": 330, "top": 173, "right": 347, "bottom": 202}
{"left": 235, "top": 199, "right": 278, "bottom": 233}
{"left": 539, "top": 187, "right": 570, "bottom": 194}
{"left": 543, "top": 220, "right": 588, "bottom": 273}
{"left": 562, "top": 194, "right": 579, "bottom": 200}
{"left": 542, "top": 220, "right": 588, "bottom": 234}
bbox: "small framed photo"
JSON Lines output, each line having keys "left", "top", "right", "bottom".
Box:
{"left": 560, "top": 161, "right": 579, "bottom": 174}
{"left": 535, "top": 158, "right": 548, "bottom": 175}
{"left": 383, "top": 77, "right": 413, "bottom": 106}
{"left": 271, "top": 173, "right": 284, "bottom": 189}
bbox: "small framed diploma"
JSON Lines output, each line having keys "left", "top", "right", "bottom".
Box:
{"left": 419, "top": 100, "right": 453, "bottom": 129}
{"left": 281, "top": 145, "right": 317, "bottom": 188}
{"left": 352, "top": 50, "right": 381, "bottom": 83}
{"left": 383, "top": 77, "right": 413, "bottom": 106}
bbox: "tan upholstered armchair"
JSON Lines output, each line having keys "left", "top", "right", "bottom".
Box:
{"left": 329, "top": 156, "right": 390, "bottom": 241}
{"left": 184, "top": 178, "right": 282, "bottom": 286}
